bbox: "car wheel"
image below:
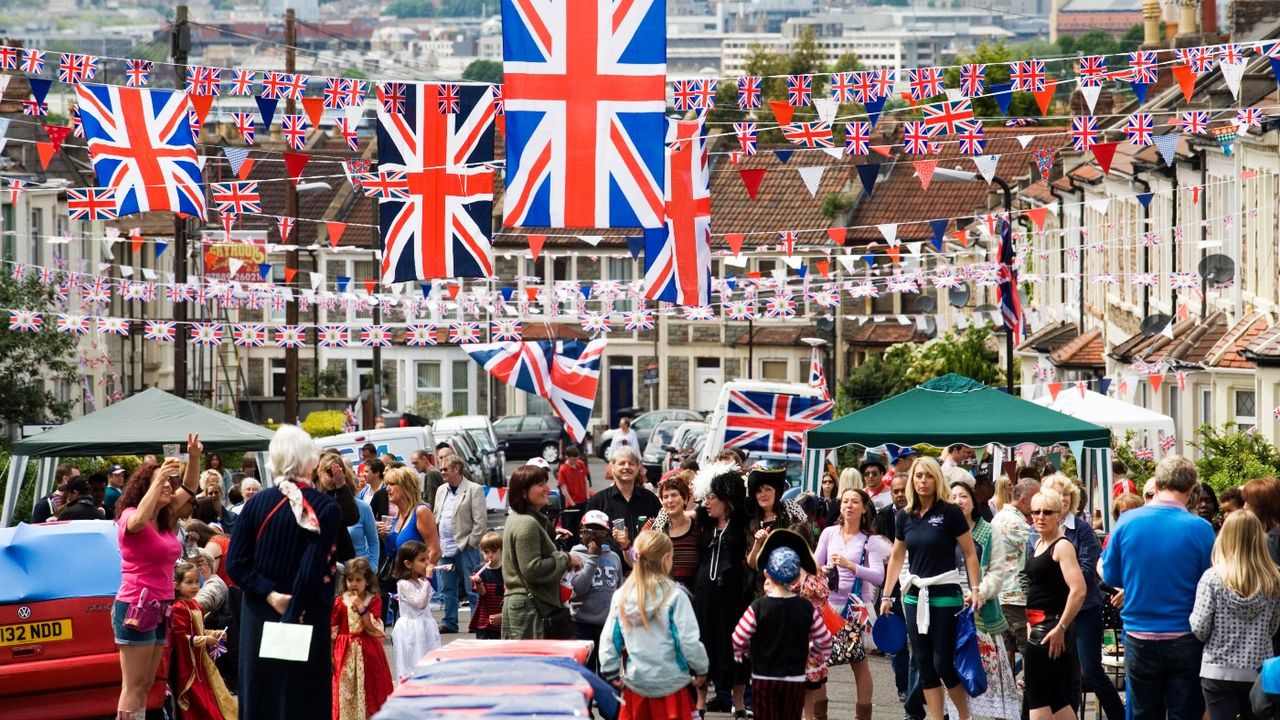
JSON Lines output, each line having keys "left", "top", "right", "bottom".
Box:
{"left": 541, "top": 443, "right": 560, "bottom": 463}
{"left": 597, "top": 440, "right": 610, "bottom": 460}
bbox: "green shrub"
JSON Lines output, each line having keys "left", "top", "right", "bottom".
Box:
{"left": 301, "top": 410, "right": 346, "bottom": 438}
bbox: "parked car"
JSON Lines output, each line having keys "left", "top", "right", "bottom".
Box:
{"left": 664, "top": 421, "right": 708, "bottom": 473}
{"left": 437, "top": 432, "right": 491, "bottom": 487}
{"left": 316, "top": 426, "right": 438, "bottom": 470}
{"left": 0, "top": 520, "right": 167, "bottom": 720}
{"left": 641, "top": 420, "right": 686, "bottom": 481}
{"left": 493, "top": 415, "right": 566, "bottom": 463}
{"left": 434, "top": 415, "right": 506, "bottom": 487}
{"left": 597, "top": 409, "right": 703, "bottom": 459}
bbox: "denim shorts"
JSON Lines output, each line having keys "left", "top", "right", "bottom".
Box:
{"left": 111, "top": 600, "right": 170, "bottom": 646}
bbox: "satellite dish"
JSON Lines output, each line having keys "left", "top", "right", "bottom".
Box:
{"left": 1198, "top": 254, "right": 1236, "bottom": 286}
{"left": 815, "top": 316, "right": 835, "bottom": 334}
{"left": 913, "top": 295, "right": 937, "bottom": 313}
{"left": 1139, "top": 313, "right": 1172, "bottom": 337}
{"left": 921, "top": 316, "right": 938, "bottom": 338}
{"left": 949, "top": 284, "right": 971, "bottom": 308}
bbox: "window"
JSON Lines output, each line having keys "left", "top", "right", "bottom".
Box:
{"left": 1, "top": 205, "right": 14, "bottom": 262}
{"left": 30, "top": 208, "right": 43, "bottom": 266}
{"left": 416, "top": 361, "right": 443, "bottom": 416}
{"left": 451, "top": 360, "right": 470, "bottom": 414}
{"left": 1198, "top": 386, "right": 1213, "bottom": 427}
{"left": 1235, "top": 389, "right": 1256, "bottom": 431}
{"left": 761, "top": 359, "right": 789, "bottom": 381}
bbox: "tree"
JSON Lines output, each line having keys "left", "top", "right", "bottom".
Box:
{"left": 943, "top": 42, "right": 1040, "bottom": 120}
{"left": 1119, "top": 24, "right": 1145, "bottom": 54}
{"left": 462, "top": 59, "right": 503, "bottom": 84}
{"left": 384, "top": 0, "right": 434, "bottom": 17}
{"left": 1192, "top": 423, "right": 1280, "bottom": 495}
{"left": 0, "top": 274, "right": 80, "bottom": 427}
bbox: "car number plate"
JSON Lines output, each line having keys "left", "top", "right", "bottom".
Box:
{"left": 0, "top": 618, "right": 73, "bottom": 647}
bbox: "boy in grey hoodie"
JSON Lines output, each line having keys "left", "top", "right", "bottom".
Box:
{"left": 570, "top": 510, "right": 623, "bottom": 672}
{"left": 1191, "top": 555, "right": 1280, "bottom": 720}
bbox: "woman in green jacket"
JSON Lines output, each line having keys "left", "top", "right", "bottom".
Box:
{"left": 502, "top": 464, "right": 581, "bottom": 638}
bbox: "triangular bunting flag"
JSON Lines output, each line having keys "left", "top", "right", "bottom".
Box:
{"left": 364, "top": 279, "right": 377, "bottom": 295}
{"left": 796, "top": 166, "right": 825, "bottom": 197}
{"left": 130, "top": 230, "right": 145, "bottom": 254}
{"left": 877, "top": 223, "right": 898, "bottom": 246}
{"left": 906, "top": 241, "right": 923, "bottom": 257}
{"left": 1048, "top": 382, "right": 1063, "bottom": 401}
{"left": 579, "top": 235, "right": 603, "bottom": 247}
{"left": 870, "top": 145, "right": 892, "bottom": 158}
{"left": 1271, "top": 57, "right": 1280, "bottom": 87}
{"left": 1152, "top": 133, "right": 1179, "bottom": 167}
{"left": 813, "top": 97, "right": 836, "bottom": 124}
{"left": 1220, "top": 61, "right": 1245, "bottom": 100}
{"left": 188, "top": 94, "right": 214, "bottom": 127}
{"left": 326, "top": 221, "right": 346, "bottom": 248}
{"left": 1091, "top": 141, "right": 1119, "bottom": 175}
{"left": 42, "top": 124, "right": 71, "bottom": 153}
{"left": 283, "top": 152, "right": 309, "bottom": 182}
{"left": 626, "top": 235, "right": 643, "bottom": 260}
{"left": 284, "top": 266, "right": 298, "bottom": 284}
{"left": 1148, "top": 373, "right": 1163, "bottom": 393}
{"left": 1016, "top": 134, "right": 1035, "bottom": 149}
{"left": 773, "top": 149, "right": 793, "bottom": 164}
{"left": 301, "top": 97, "right": 325, "bottom": 129}
{"left": 154, "top": 240, "right": 168, "bottom": 258}
{"left": 769, "top": 100, "right": 795, "bottom": 127}
{"left": 739, "top": 168, "right": 767, "bottom": 200}
{"left": 28, "top": 78, "right": 52, "bottom": 104}
{"left": 1033, "top": 84, "right": 1054, "bottom": 116}
{"left": 972, "top": 153, "right": 999, "bottom": 184}
{"left": 815, "top": 260, "right": 829, "bottom": 276}
{"left": 913, "top": 160, "right": 936, "bottom": 191}
{"left": 885, "top": 245, "right": 901, "bottom": 265}
{"left": 1097, "top": 377, "right": 1112, "bottom": 396}
{"left": 826, "top": 228, "right": 847, "bottom": 246}
{"left": 1171, "top": 65, "right": 1196, "bottom": 102}
{"left": 1129, "top": 81, "right": 1150, "bottom": 104}
{"left": 259, "top": 263, "right": 272, "bottom": 280}
{"left": 863, "top": 95, "right": 886, "bottom": 128}
{"left": 1024, "top": 206, "right": 1049, "bottom": 231}
{"left": 1136, "top": 192, "right": 1153, "bottom": 209}
{"left": 36, "top": 141, "right": 54, "bottom": 169}
{"left": 527, "top": 234, "right": 545, "bottom": 262}
{"left": 929, "top": 219, "right": 949, "bottom": 251}
{"left": 255, "top": 96, "right": 278, "bottom": 128}
{"left": 236, "top": 158, "right": 255, "bottom": 180}
{"left": 1086, "top": 197, "right": 1110, "bottom": 215}
{"left": 1079, "top": 83, "right": 1102, "bottom": 114}
{"left": 990, "top": 82, "right": 1013, "bottom": 116}
{"left": 223, "top": 146, "right": 251, "bottom": 176}
{"left": 856, "top": 163, "right": 880, "bottom": 196}
{"left": 725, "top": 233, "right": 745, "bottom": 254}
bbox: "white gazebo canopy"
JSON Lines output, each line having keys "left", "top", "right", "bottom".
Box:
{"left": 1032, "top": 388, "right": 1176, "bottom": 436}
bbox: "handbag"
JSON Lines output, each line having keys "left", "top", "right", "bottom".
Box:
{"left": 954, "top": 607, "right": 988, "bottom": 697}
{"left": 513, "top": 519, "right": 574, "bottom": 640}
{"left": 827, "top": 600, "right": 865, "bottom": 666}
{"left": 123, "top": 587, "right": 171, "bottom": 633}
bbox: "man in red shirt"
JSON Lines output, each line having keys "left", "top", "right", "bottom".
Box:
{"left": 557, "top": 445, "right": 590, "bottom": 535}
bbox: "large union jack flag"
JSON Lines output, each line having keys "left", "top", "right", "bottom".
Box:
{"left": 501, "top": 0, "right": 666, "bottom": 229}
{"left": 377, "top": 82, "right": 496, "bottom": 282}
{"left": 464, "top": 338, "right": 607, "bottom": 442}
{"left": 996, "top": 214, "right": 1024, "bottom": 343}
{"left": 723, "top": 389, "right": 833, "bottom": 455}
{"left": 643, "top": 118, "right": 710, "bottom": 307}
{"left": 74, "top": 84, "right": 204, "bottom": 218}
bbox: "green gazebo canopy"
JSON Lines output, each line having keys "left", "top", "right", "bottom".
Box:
{"left": 807, "top": 374, "right": 1112, "bottom": 450}
{"left": 12, "top": 388, "right": 275, "bottom": 457}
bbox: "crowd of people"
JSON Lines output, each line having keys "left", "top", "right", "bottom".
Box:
{"left": 21, "top": 422, "right": 1280, "bottom": 720}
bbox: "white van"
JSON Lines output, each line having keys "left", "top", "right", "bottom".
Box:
{"left": 316, "top": 427, "right": 437, "bottom": 470}
{"left": 699, "top": 380, "right": 833, "bottom": 489}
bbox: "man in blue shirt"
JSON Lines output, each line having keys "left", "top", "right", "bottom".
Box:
{"left": 1101, "top": 455, "right": 1215, "bottom": 720}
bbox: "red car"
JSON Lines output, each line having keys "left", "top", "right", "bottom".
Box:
{"left": 0, "top": 520, "right": 167, "bottom": 719}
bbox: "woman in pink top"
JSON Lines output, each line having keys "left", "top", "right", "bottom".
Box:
{"left": 113, "top": 435, "right": 202, "bottom": 720}
{"left": 814, "top": 487, "right": 892, "bottom": 720}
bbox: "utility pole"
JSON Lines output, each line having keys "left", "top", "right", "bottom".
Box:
{"left": 283, "top": 8, "right": 300, "bottom": 424}
{"left": 370, "top": 196, "right": 382, "bottom": 424}
{"left": 171, "top": 5, "right": 190, "bottom": 399}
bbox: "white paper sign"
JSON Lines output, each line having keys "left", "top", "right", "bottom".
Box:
{"left": 259, "top": 621, "right": 313, "bottom": 662}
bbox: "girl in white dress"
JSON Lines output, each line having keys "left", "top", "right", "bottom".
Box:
{"left": 391, "top": 540, "right": 441, "bottom": 678}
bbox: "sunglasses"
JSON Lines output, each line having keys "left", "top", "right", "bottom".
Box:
{"left": 1030, "top": 509, "right": 1057, "bottom": 516}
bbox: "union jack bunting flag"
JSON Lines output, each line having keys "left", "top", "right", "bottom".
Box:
{"left": 643, "top": 119, "right": 711, "bottom": 308}
{"left": 681, "top": 305, "right": 715, "bottom": 321}
{"left": 1128, "top": 51, "right": 1158, "bottom": 84}
{"left": 185, "top": 65, "right": 221, "bottom": 95}
{"left": 845, "top": 71, "right": 874, "bottom": 105}
{"left": 282, "top": 73, "right": 309, "bottom": 101}
{"left": 581, "top": 312, "right": 612, "bottom": 334}
{"left": 96, "top": 317, "right": 130, "bottom": 337}
{"left": 227, "top": 69, "right": 256, "bottom": 96}
{"left": 1160, "top": 433, "right": 1177, "bottom": 453}
{"left": 492, "top": 319, "right": 523, "bottom": 341}
{"left": 1010, "top": 60, "right": 1046, "bottom": 92}
{"left": 281, "top": 114, "right": 308, "bottom": 151}
{"left": 191, "top": 322, "right": 223, "bottom": 346}
{"left": 260, "top": 71, "right": 289, "bottom": 100}
{"left": 779, "top": 230, "right": 798, "bottom": 256}
{"left": 906, "top": 67, "right": 943, "bottom": 100}
{"left": 122, "top": 59, "right": 152, "bottom": 87}
{"left": 783, "top": 121, "right": 834, "bottom": 148}
{"left": 75, "top": 84, "right": 205, "bottom": 217}
{"left": 1071, "top": 115, "right": 1098, "bottom": 151}
{"left": 336, "top": 116, "right": 359, "bottom": 150}
{"left": 844, "top": 121, "right": 870, "bottom": 155}
{"left": 405, "top": 323, "right": 439, "bottom": 346}
{"left": 323, "top": 77, "right": 351, "bottom": 109}
{"left": 955, "top": 119, "right": 985, "bottom": 155}
{"left": 501, "top": 0, "right": 666, "bottom": 229}
{"left": 21, "top": 49, "right": 45, "bottom": 75}
{"left": 232, "top": 324, "right": 267, "bottom": 348}
{"left": 831, "top": 72, "right": 855, "bottom": 103}
{"left": 231, "top": 112, "right": 255, "bottom": 144}
{"left": 166, "top": 283, "right": 195, "bottom": 304}
{"left": 491, "top": 84, "right": 504, "bottom": 115}
{"left": 0, "top": 46, "right": 16, "bottom": 70}
{"left": 464, "top": 338, "right": 606, "bottom": 442}
{"left": 1078, "top": 56, "right": 1107, "bottom": 86}
{"left": 450, "top": 321, "right": 482, "bottom": 344}
{"left": 66, "top": 187, "right": 118, "bottom": 220}
{"left": 724, "top": 300, "right": 755, "bottom": 321}
{"left": 1177, "top": 46, "right": 1216, "bottom": 74}
{"left": 1180, "top": 110, "right": 1209, "bottom": 134}
{"left": 8, "top": 310, "right": 41, "bottom": 332}
{"left": 737, "top": 75, "right": 762, "bottom": 110}
{"left": 902, "top": 121, "right": 935, "bottom": 155}
{"left": 1170, "top": 272, "right": 1199, "bottom": 289}
{"left": 1032, "top": 148, "right": 1055, "bottom": 180}
{"left": 23, "top": 101, "right": 48, "bottom": 116}
{"left": 672, "top": 79, "right": 697, "bottom": 111}
{"left": 378, "top": 82, "right": 406, "bottom": 115}
{"left": 211, "top": 181, "right": 262, "bottom": 215}
{"left": 960, "top": 64, "right": 985, "bottom": 97}
{"left": 81, "top": 277, "right": 111, "bottom": 306}
{"left": 873, "top": 69, "right": 896, "bottom": 99}
{"left": 693, "top": 79, "right": 716, "bottom": 110}
{"left": 734, "top": 122, "right": 757, "bottom": 156}
{"left": 1220, "top": 43, "right": 1246, "bottom": 65}
{"left": 56, "top": 314, "right": 89, "bottom": 335}
{"left": 143, "top": 320, "right": 176, "bottom": 343}
{"left": 1237, "top": 107, "right": 1264, "bottom": 128}
{"left": 765, "top": 294, "right": 797, "bottom": 319}
{"left": 922, "top": 98, "right": 973, "bottom": 135}
{"left": 358, "top": 325, "right": 392, "bottom": 347}
{"left": 438, "top": 83, "right": 461, "bottom": 114}
{"left": 376, "top": 82, "right": 496, "bottom": 282}
{"left": 1124, "top": 113, "right": 1154, "bottom": 147}
{"left": 318, "top": 325, "right": 349, "bottom": 348}
{"left": 723, "top": 389, "right": 833, "bottom": 455}
{"left": 809, "top": 347, "right": 832, "bottom": 402}
{"left": 360, "top": 170, "right": 410, "bottom": 200}
{"left": 273, "top": 325, "right": 306, "bottom": 348}
{"left": 786, "top": 75, "right": 812, "bottom": 106}
{"left": 622, "top": 309, "right": 654, "bottom": 331}
{"left": 58, "top": 53, "right": 98, "bottom": 84}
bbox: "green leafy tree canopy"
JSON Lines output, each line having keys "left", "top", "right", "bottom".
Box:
{"left": 462, "top": 59, "right": 503, "bottom": 84}
{"left": 1192, "top": 423, "right": 1280, "bottom": 494}
{"left": 0, "top": 274, "right": 80, "bottom": 427}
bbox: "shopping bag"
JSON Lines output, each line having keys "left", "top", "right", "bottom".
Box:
{"left": 259, "top": 621, "right": 313, "bottom": 662}
{"left": 953, "top": 607, "right": 987, "bottom": 697}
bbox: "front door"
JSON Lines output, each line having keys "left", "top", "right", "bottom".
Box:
{"left": 609, "top": 366, "right": 634, "bottom": 428}
{"left": 695, "top": 365, "right": 722, "bottom": 413}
